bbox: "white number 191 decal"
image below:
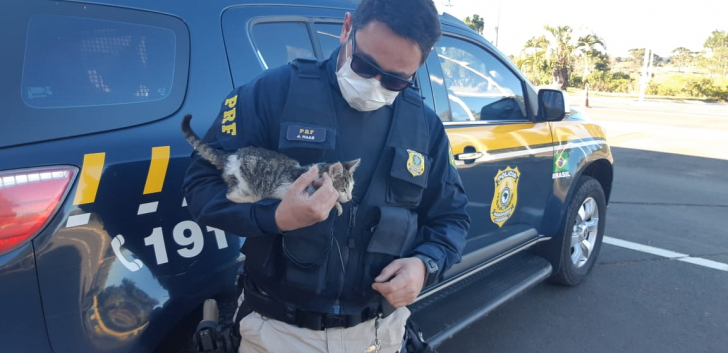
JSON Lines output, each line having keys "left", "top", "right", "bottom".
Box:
{"left": 113, "top": 221, "right": 229, "bottom": 271}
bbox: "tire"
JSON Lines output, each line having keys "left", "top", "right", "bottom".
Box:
{"left": 551, "top": 176, "right": 607, "bottom": 286}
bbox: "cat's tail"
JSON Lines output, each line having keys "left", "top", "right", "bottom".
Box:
{"left": 181, "top": 114, "right": 227, "bottom": 169}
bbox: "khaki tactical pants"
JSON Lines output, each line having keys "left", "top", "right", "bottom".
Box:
{"left": 235, "top": 298, "right": 410, "bottom": 353}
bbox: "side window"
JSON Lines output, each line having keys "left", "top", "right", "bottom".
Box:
{"left": 315, "top": 23, "right": 343, "bottom": 59}
{"left": 22, "top": 15, "right": 176, "bottom": 109}
{"left": 435, "top": 36, "right": 526, "bottom": 122}
{"left": 2, "top": 4, "right": 189, "bottom": 149}
{"left": 251, "top": 22, "right": 315, "bottom": 69}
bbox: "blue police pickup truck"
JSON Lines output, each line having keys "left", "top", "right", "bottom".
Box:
{"left": 0, "top": 1, "right": 613, "bottom": 352}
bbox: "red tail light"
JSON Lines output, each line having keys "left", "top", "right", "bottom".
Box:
{"left": 0, "top": 167, "right": 76, "bottom": 255}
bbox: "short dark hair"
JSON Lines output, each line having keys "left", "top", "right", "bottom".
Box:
{"left": 352, "top": 0, "right": 441, "bottom": 63}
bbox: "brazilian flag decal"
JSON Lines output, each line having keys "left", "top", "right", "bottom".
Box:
{"left": 554, "top": 151, "right": 569, "bottom": 172}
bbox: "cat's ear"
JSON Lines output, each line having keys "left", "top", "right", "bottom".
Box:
{"left": 329, "top": 162, "right": 343, "bottom": 175}
{"left": 343, "top": 158, "right": 361, "bottom": 174}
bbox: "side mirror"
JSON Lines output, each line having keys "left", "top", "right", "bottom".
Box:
{"left": 537, "top": 89, "right": 566, "bottom": 121}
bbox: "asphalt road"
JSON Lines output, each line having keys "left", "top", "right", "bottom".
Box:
{"left": 440, "top": 98, "right": 728, "bottom": 353}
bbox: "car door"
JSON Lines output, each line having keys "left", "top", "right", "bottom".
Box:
{"left": 428, "top": 30, "right": 555, "bottom": 276}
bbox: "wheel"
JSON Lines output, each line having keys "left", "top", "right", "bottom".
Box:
{"left": 551, "top": 176, "right": 607, "bottom": 286}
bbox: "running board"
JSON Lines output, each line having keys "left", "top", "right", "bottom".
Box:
{"left": 408, "top": 252, "right": 552, "bottom": 347}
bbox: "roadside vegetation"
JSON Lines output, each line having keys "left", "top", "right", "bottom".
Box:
{"left": 463, "top": 18, "right": 728, "bottom": 102}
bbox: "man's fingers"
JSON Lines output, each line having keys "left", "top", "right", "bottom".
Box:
{"left": 375, "top": 261, "right": 401, "bottom": 283}
{"left": 310, "top": 173, "right": 337, "bottom": 204}
{"left": 372, "top": 274, "right": 407, "bottom": 297}
{"left": 291, "top": 166, "right": 319, "bottom": 192}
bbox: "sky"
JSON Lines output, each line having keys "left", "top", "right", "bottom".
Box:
{"left": 435, "top": 0, "right": 728, "bottom": 58}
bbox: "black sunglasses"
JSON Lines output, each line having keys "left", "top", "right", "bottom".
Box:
{"left": 349, "top": 32, "right": 415, "bottom": 92}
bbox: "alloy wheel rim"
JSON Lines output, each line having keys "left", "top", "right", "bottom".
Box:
{"left": 570, "top": 197, "right": 599, "bottom": 268}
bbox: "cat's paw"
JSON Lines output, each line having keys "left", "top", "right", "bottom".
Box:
{"left": 335, "top": 202, "right": 343, "bottom": 216}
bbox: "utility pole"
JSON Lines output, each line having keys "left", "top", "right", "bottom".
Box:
{"left": 638, "top": 48, "right": 652, "bottom": 102}
{"left": 494, "top": 1, "right": 501, "bottom": 47}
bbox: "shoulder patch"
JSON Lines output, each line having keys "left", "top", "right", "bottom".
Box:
{"left": 221, "top": 94, "right": 239, "bottom": 136}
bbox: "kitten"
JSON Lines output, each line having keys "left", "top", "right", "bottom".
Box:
{"left": 182, "top": 114, "right": 359, "bottom": 216}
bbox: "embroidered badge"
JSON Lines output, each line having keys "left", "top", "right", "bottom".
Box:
{"left": 490, "top": 166, "right": 520, "bottom": 227}
{"left": 406, "top": 149, "right": 425, "bottom": 177}
{"left": 286, "top": 125, "right": 326, "bottom": 143}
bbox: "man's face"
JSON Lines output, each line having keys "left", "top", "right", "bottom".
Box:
{"left": 338, "top": 15, "right": 422, "bottom": 89}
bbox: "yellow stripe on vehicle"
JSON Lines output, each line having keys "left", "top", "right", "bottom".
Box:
{"left": 73, "top": 152, "right": 106, "bottom": 205}
{"left": 446, "top": 123, "right": 553, "bottom": 155}
{"left": 143, "top": 146, "right": 170, "bottom": 195}
{"left": 551, "top": 122, "right": 607, "bottom": 143}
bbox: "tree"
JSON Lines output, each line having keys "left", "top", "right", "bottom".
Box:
{"left": 464, "top": 14, "right": 484, "bottom": 35}
{"left": 701, "top": 30, "right": 728, "bottom": 76}
{"left": 670, "top": 47, "right": 695, "bottom": 73}
{"left": 517, "top": 35, "right": 552, "bottom": 85}
{"left": 576, "top": 33, "right": 607, "bottom": 83}
{"left": 544, "top": 25, "right": 574, "bottom": 89}
{"left": 627, "top": 48, "right": 663, "bottom": 74}
{"left": 517, "top": 27, "right": 606, "bottom": 90}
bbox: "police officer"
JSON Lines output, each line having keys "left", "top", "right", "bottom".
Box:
{"left": 183, "top": 0, "right": 470, "bottom": 351}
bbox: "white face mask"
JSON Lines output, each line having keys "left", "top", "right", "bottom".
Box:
{"left": 336, "top": 44, "right": 400, "bottom": 112}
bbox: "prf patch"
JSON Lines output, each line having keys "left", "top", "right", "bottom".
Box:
{"left": 552, "top": 151, "right": 571, "bottom": 179}
{"left": 286, "top": 125, "right": 326, "bottom": 142}
{"left": 406, "top": 149, "right": 425, "bottom": 177}
{"left": 491, "top": 166, "right": 520, "bottom": 227}
{"left": 221, "top": 95, "right": 238, "bottom": 136}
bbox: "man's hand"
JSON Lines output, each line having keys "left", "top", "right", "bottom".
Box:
{"left": 275, "top": 167, "right": 339, "bottom": 232}
{"left": 371, "top": 257, "right": 427, "bottom": 308}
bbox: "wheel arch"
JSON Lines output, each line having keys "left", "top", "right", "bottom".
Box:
{"left": 533, "top": 157, "right": 613, "bottom": 275}
{"left": 579, "top": 158, "right": 613, "bottom": 205}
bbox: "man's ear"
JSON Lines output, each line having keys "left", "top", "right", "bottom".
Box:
{"left": 340, "top": 12, "right": 353, "bottom": 45}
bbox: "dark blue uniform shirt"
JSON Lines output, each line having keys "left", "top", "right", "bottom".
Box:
{"left": 183, "top": 48, "right": 469, "bottom": 282}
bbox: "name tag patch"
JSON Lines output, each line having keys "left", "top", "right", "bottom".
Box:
{"left": 286, "top": 125, "right": 326, "bottom": 143}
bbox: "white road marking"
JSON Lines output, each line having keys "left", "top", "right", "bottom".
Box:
{"left": 604, "top": 236, "right": 728, "bottom": 272}
{"left": 137, "top": 201, "right": 159, "bottom": 215}
{"left": 66, "top": 213, "right": 91, "bottom": 227}
{"left": 182, "top": 198, "right": 187, "bottom": 207}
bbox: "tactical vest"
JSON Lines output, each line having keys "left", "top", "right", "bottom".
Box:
{"left": 242, "top": 58, "right": 431, "bottom": 314}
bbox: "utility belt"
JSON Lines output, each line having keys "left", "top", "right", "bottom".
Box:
{"left": 239, "top": 283, "right": 396, "bottom": 331}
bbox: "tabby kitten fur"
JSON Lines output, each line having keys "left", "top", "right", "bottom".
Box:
{"left": 182, "top": 114, "right": 359, "bottom": 215}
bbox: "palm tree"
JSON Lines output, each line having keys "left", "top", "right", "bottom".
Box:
{"left": 518, "top": 26, "right": 606, "bottom": 90}
{"left": 576, "top": 33, "right": 607, "bottom": 82}
{"left": 517, "top": 35, "right": 551, "bottom": 85}
{"left": 464, "top": 14, "right": 484, "bottom": 35}
{"left": 544, "top": 25, "right": 574, "bottom": 90}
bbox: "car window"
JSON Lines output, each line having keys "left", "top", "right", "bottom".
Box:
{"left": 315, "top": 23, "right": 342, "bottom": 59}
{"left": 435, "top": 36, "right": 526, "bottom": 122}
{"left": 22, "top": 15, "right": 176, "bottom": 109}
{"left": 2, "top": 5, "right": 189, "bottom": 149}
{"left": 251, "top": 22, "right": 315, "bottom": 69}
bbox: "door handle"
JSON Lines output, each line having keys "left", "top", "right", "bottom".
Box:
{"left": 455, "top": 152, "right": 483, "bottom": 161}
